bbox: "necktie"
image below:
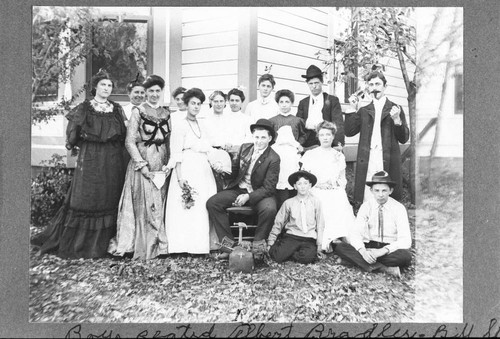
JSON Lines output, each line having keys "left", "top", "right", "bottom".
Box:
{"left": 378, "top": 204, "right": 384, "bottom": 242}
{"left": 251, "top": 150, "right": 260, "bottom": 165}
{"left": 300, "top": 200, "right": 308, "bottom": 234}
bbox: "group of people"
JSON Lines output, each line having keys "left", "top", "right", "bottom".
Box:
{"left": 31, "top": 63, "right": 411, "bottom": 278}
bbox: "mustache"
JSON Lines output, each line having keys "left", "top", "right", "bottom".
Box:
{"left": 371, "top": 90, "right": 381, "bottom": 94}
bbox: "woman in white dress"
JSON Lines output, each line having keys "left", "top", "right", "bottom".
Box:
{"left": 300, "top": 120, "right": 355, "bottom": 252}
{"left": 165, "top": 88, "right": 217, "bottom": 254}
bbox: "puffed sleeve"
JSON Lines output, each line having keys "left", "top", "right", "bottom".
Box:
{"left": 125, "top": 106, "right": 148, "bottom": 170}
{"left": 167, "top": 117, "right": 186, "bottom": 168}
{"left": 65, "top": 102, "right": 87, "bottom": 149}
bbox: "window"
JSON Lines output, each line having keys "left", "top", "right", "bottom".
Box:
{"left": 454, "top": 65, "right": 463, "bottom": 115}
{"left": 88, "top": 15, "right": 151, "bottom": 101}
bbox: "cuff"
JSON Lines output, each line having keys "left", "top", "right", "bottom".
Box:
{"left": 134, "top": 160, "right": 148, "bottom": 171}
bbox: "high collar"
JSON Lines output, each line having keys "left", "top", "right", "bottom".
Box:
{"left": 260, "top": 95, "right": 272, "bottom": 105}
{"left": 145, "top": 102, "right": 161, "bottom": 109}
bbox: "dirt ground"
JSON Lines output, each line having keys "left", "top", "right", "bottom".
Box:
{"left": 29, "top": 157, "right": 462, "bottom": 323}
{"left": 412, "top": 157, "right": 463, "bottom": 322}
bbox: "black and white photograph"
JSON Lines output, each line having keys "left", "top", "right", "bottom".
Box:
{"left": 1, "top": 1, "right": 498, "bottom": 338}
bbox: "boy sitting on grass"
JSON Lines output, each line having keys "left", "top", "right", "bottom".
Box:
{"left": 267, "top": 170, "right": 325, "bottom": 264}
{"left": 334, "top": 171, "right": 412, "bottom": 278}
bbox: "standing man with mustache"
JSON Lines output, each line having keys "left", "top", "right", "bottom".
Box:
{"left": 344, "top": 71, "right": 409, "bottom": 203}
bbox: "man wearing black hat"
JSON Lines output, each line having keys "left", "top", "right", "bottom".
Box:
{"left": 267, "top": 170, "right": 325, "bottom": 264}
{"left": 334, "top": 171, "right": 412, "bottom": 278}
{"left": 206, "top": 118, "right": 280, "bottom": 259}
{"left": 297, "top": 65, "right": 344, "bottom": 151}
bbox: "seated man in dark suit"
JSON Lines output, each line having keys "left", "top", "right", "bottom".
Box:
{"left": 206, "top": 119, "right": 281, "bottom": 260}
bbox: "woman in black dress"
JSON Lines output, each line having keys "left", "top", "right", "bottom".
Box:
{"left": 32, "top": 70, "right": 127, "bottom": 259}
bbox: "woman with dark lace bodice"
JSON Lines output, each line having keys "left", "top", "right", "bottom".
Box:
{"left": 31, "top": 70, "right": 128, "bottom": 259}
{"left": 108, "top": 75, "right": 173, "bottom": 260}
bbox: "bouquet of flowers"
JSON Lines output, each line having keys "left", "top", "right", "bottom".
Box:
{"left": 181, "top": 182, "right": 198, "bottom": 209}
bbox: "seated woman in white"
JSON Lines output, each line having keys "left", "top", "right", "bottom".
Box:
{"left": 300, "top": 121, "right": 355, "bottom": 252}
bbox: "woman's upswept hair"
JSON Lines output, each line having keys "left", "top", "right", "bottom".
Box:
{"left": 208, "top": 90, "right": 226, "bottom": 108}
{"left": 90, "top": 69, "right": 114, "bottom": 97}
{"left": 183, "top": 88, "right": 206, "bottom": 105}
{"left": 316, "top": 120, "right": 337, "bottom": 135}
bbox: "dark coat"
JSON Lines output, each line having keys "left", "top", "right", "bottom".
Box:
{"left": 344, "top": 98, "right": 410, "bottom": 203}
{"left": 296, "top": 92, "right": 345, "bottom": 148}
{"left": 227, "top": 143, "right": 281, "bottom": 206}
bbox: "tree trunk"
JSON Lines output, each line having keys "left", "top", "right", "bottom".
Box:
{"left": 408, "top": 90, "right": 417, "bottom": 205}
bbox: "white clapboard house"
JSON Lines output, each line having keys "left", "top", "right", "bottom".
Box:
{"left": 33, "top": 6, "right": 452, "bottom": 171}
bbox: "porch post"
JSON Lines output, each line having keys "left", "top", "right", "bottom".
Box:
{"left": 237, "top": 8, "right": 258, "bottom": 112}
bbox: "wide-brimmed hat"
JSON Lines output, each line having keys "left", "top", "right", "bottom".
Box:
{"left": 250, "top": 118, "right": 276, "bottom": 141}
{"left": 288, "top": 170, "right": 317, "bottom": 187}
{"left": 366, "top": 171, "right": 396, "bottom": 187}
{"left": 301, "top": 65, "right": 324, "bottom": 80}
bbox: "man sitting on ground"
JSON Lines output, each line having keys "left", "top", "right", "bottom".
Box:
{"left": 334, "top": 171, "right": 412, "bottom": 278}
{"left": 267, "top": 170, "right": 325, "bottom": 264}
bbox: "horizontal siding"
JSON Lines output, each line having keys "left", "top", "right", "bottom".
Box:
{"left": 181, "top": 8, "right": 240, "bottom": 98}
{"left": 181, "top": 7, "right": 241, "bottom": 24}
{"left": 280, "top": 7, "right": 330, "bottom": 25}
{"left": 182, "top": 31, "right": 238, "bottom": 50}
{"left": 182, "top": 46, "right": 238, "bottom": 64}
{"left": 258, "top": 47, "right": 326, "bottom": 72}
{"left": 258, "top": 18, "right": 329, "bottom": 48}
{"left": 258, "top": 33, "right": 327, "bottom": 62}
{"left": 182, "top": 18, "right": 238, "bottom": 36}
{"left": 256, "top": 6, "right": 332, "bottom": 110}
{"left": 258, "top": 8, "right": 328, "bottom": 37}
{"left": 182, "top": 74, "right": 237, "bottom": 91}
{"left": 182, "top": 60, "right": 238, "bottom": 78}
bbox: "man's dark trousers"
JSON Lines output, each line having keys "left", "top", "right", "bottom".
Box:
{"left": 335, "top": 241, "right": 411, "bottom": 272}
{"left": 206, "top": 187, "right": 277, "bottom": 242}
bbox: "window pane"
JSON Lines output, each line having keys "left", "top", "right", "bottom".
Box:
{"left": 91, "top": 20, "right": 148, "bottom": 95}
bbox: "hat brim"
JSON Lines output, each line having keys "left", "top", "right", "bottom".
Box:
{"left": 301, "top": 72, "right": 324, "bottom": 80}
{"left": 288, "top": 171, "right": 317, "bottom": 187}
{"left": 250, "top": 123, "right": 275, "bottom": 140}
{"left": 366, "top": 180, "right": 397, "bottom": 187}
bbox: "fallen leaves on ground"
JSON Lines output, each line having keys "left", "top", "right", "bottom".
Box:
{"left": 29, "top": 248, "right": 415, "bottom": 323}
{"left": 29, "top": 159, "right": 462, "bottom": 323}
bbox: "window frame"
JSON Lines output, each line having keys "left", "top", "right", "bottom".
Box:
{"left": 85, "top": 14, "right": 153, "bottom": 102}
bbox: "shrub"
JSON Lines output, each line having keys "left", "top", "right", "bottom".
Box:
{"left": 31, "top": 154, "right": 73, "bottom": 227}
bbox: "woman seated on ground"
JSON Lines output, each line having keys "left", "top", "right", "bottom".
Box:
{"left": 108, "top": 75, "right": 172, "bottom": 260}
{"left": 164, "top": 88, "right": 218, "bottom": 255}
{"left": 31, "top": 69, "right": 128, "bottom": 259}
{"left": 300, "top": 121, "right": 355, "bottom": 253}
